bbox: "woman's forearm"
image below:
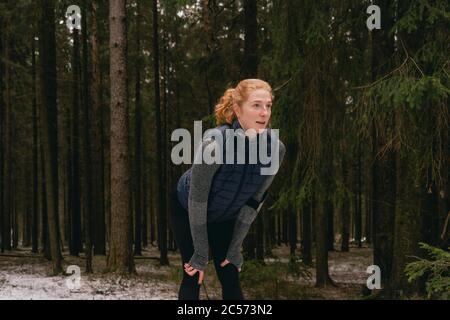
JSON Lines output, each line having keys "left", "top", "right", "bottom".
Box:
{"left": 226, "top": 140, "right": 286, "bottom": 270}
{"left": 187, "top": 139, "right": 221, "bottom": 270}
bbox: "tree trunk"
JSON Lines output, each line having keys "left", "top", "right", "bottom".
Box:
{"left": 201, "top": 0, "right": 215, "bottom": 116}
{"left": 354, "top": 141, "right": 362, "bottom": 247}
{"left": 12, "top": 182, "right": 18, "bottom": 249}
{"left": 90, "top": 0, "right": 106, "bottom": 256}
{"left": 364, "top": 155, "right": 372, "bottom": 245}
{"left": 69, "top": 28, "right": 82, "bottom": 257}
{"left": 390, "top": 3, "right": 428, "bottom": 296}
{"left": 40, "top": 142, "right": 50, "bottom": 259}
{"left": 241, "top": 0, "right": 258, "bottom": 78}
{"left": 341, "top": 150, "right": 350, "bottom": 252}
{"left": 38, "top": 0, "right": 62, "bottom": 274}
{"left": 12, "top": 183, "right": 18, "bottom": 249}
{"left": 31, "top": 34, "right": 39, "bottom": 253}
{"left": 289, "top": 206, "right": 297, "bottom": 257}
{"left": 81, "top": 1, "right": 93, "bottom": 273}
{"left": 316, "top": 97, "right": 335, "bottom": 287}
{"left": 0, "top": 13, "right": 3, "bottom": 254}
{"left": 371, "top": 0, "right": 395, "bottom": 289}
{"left": 152, "top": 0, "right": 169, "bottom": 266}
{"left": 107, "top": 0, "right": 135, "bottom": 274}
{"left": 371, "top": 117, "right": 396, "bottom": 289}
{"left": 2, "top": 29, "right": 12, "bottom": 252}
{"left": 301, "top": 202, "right": 312, "bottom": 265}
{"left": 315, "top": 193, "right": 333, "bottom": 287}
{"left": 149, "top": 171, "right": 156, "bottom": 246}
{"left": 391, "top": 111, "right": 422, "bottom": 296}
{"left": 327, "top": 203, "right": 334, "bottom": 251}
{"left": 142, "top": 165, "right": 148, "bottom": 248}
{"left": 133, "top": 0, "right": 143, "bottom": 256}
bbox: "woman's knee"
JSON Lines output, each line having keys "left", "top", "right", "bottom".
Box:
{"left": 218, "top": 264, "right": 244, "bottom": 300}
{"left": 179, "top": 271, "right": 201, "bottom": 300}
{"left": 182, "top": 269, "right": 201, "bottom": 285}
{"left": 216, "top": 263, "right": 240, "bottom": 284}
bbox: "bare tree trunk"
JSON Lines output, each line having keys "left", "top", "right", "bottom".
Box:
{"left": 31, "top": 33, "right": 39, "bottom": 253}
{"left": 364, "top": 154, "right": 372, "bottom": 245}
{"left": 142, "top": 165, "right": 148, "bottom": 248}
{"left": 134, "top": 0, "right": 143, "bottom": 256}
{"left": 327, "top": 203, "right": 335, "bottom": 251}
{"left": 2, "top": 28, "right": 12, "bottom": 252}
{"left": 316, "top": 86, "right": 335, "bottom": 287}
{"left": 282, "top": 210, "right": 288, "bottom": 246}
{"left": 13, "top": 184, "right": 19, "bottom": 250}
{"left": 288, "top": 206, "right": 297, "bottom": 257}
{"left": 341, "top": 151, "right": 350, "bottom": 252}
{"left": 38, "top": 0, "right": 62, "bottom": 274}
{"left": 40, "top": 142, "right": 50, "bottom": 259}
{"left": 241, "top": 0, "right": 258, "bottom": 78}
{"left": 152, "top": 0, "right": 169, "bottom": 266}
{"left": 354, "top": 141, "right": 362, "bottom": 247}
{"left": 162, "top": 32, "right": 175, "bottom": 252}
{"left": 391, "top": 110, "right": 421, "bottom": 296}
{"left": 301, "top": 202, "right": 312, "bottom": 265}
{"left": 149, "top": 172, "right": 156, "bottom": 246}
{"left": 390, "top": 7, "right": 428, "bottom": 296}
{"left": 69, "top": 28, "right": 82, "bottom": 256}
{"left": 201, "top": 0, "right": 214, "bottom": 116}
{"left": 12, "top": 182, "right": 18, "bottom": 249}
{"left": 370, "top": 1, "right": 396, "bottom": 292}
{"left": 0, "top": 13, "right": 3, "bottom": 253}
{"left": 90, "top": 0, "right": 106, "bottom": 256}
{"left": 81, "top": 1, "right": 93, "bottom": 273}
{"left": 107, "top": 0, "right": 135, "bottom": 274}
{"left": 315, "top": 192, "right": 333, "bottom": 287}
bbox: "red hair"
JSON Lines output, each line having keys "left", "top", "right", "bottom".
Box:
{"left": 215, "top": 79, "right": 274, "bottom": 125}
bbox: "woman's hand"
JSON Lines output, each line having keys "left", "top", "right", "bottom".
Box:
{"left": 184, "top": 263, "right": 205, "bottom": 285}
{"left": 221, "top": 259, "right": 241, "bottom": 272}
{"left": 220, "top": 259, "right": 230, "bottom": 267}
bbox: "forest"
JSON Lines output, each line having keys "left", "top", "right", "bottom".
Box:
{"left": 0, "top": 0, "right": 449, "bottom": 300}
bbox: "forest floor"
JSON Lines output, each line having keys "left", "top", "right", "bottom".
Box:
{"left": 0, "top": 244, "right": 372, "bottom": 300}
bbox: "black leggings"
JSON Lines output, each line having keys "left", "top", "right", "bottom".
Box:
{"left": 169, "top": 190, "right": 244, "bottom": 300}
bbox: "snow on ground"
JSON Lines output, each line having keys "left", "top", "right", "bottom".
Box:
{"left": 0, "top": 247, "right": 179, "bottom": 300}
{"left": 269, "top": 245, "right": 373, "bottom": 285}
{"left": 328, "top": 247, "right": 373, "bottom": 284}
{"left": 0, "top": 244, "right": 373, "bottom": 300}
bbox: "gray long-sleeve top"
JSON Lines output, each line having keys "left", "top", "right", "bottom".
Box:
{"left": 186, "top": 130, "right": 286, "bottom": 271}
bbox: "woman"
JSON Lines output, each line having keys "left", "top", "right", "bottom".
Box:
{"left": 170, "top": 79, "right": 286, "bottom": 300}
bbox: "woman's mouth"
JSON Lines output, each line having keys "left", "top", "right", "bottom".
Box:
{"left": 256, "top": 121, "right": 266, "bottom": 125}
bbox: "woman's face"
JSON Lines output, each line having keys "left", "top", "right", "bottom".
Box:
{"left": 234, "top": 89, "right": 272, "bottom": 134}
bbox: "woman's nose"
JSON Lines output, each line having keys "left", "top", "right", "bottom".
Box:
{"left": 260, "top": 106, "right": 269, "bottom": 115}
